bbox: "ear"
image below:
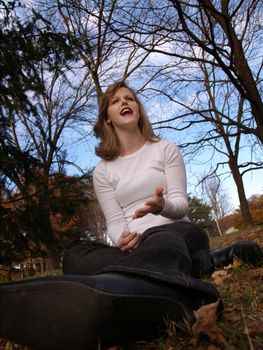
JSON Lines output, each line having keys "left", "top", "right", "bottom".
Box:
{"left": 107, "top": 120, "right": 111, "bottom": 124}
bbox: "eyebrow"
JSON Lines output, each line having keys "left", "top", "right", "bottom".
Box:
{"left": 112, "top": 94, "right": 134, "bottom": 100}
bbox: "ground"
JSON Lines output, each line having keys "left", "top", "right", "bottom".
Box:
{"left": 0, "top": 226, "right": 262, "bottom": 350}
{"left": 140, "top": 226, "right": 263, "bottom": 350}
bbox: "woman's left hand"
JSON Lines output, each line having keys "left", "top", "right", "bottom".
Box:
{"left": 132, "top": 187, "right": 165, "bottom": 219}
{"left": 117, "top": 231, "right": 140, "bottom": 251}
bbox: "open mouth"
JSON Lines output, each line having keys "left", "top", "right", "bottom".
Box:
{"left": 121, "top": 108, "right": 133, "bottom": 116}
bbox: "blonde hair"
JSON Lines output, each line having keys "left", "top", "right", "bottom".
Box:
{"left": 93, "top": 81, "right": 157, "bottom": 160}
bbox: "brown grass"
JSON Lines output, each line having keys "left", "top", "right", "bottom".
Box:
{"left": 140, "top": 226, "right": 263, "bottom": 350}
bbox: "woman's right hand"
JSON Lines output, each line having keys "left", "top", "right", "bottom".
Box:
{"left": 117, "top": 231, "right": 140, "bottom": 252}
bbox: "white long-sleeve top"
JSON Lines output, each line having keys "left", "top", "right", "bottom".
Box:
{"left": 93, "top": 140, "right": 189, "bottom": 245}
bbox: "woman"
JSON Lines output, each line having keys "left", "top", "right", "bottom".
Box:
{"left": 63, "top": 80, "right": 262, "bottom": 276}
{"left": 93, "top": 81, "right": 188, "bottom": 250}
{"left": 62, "top": 81, "right": 262, "bottom": 343}
{"left": 0, "top": 81, "right": 262, "bottom": 350}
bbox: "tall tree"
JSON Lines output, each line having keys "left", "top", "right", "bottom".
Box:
{"left": 0, "top": 3, "right": 85, "bottom": 264}
{"left": 37, "top": 0, "right": 157, "bottom": 103}
{"left": 151, "top": 52, "right": 259, "bottom": 227}
{"left": 109, "top": 0, "right": 263, "bottom": 143}
{"left": 188, "top": 196, "right": 217, "bottom": 234}
{"left": 201, "top": 176, "right": 233, "bottom": 235}
{"left": 105, "top": 0, "right": 263, "bottom": 227}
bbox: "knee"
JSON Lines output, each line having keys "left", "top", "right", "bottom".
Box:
{"left": 191, "top": 250, "right": 213, "bottom": 278}
{"left": 62, "top": 242, "right": 98, "bottom": 274}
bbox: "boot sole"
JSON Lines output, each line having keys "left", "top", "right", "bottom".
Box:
{"left": 0, "top": 274, "right": 196, "bottom": 349}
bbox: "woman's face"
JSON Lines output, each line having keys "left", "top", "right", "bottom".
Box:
{"left": 107, "top": 87, "right": 140, "bottom": 131}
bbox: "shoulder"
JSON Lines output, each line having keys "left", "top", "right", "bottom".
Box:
{"left": 155, "top": 139, "right": 180, "bottom": 153}
{"left": 93, "top": 160, "right": 108, "bottom": 182}
{"left": 147, "top": 139, "right": 180, "bottom": 155}
{"left": 156, "top": 139, "right": 183, "bottom": 165}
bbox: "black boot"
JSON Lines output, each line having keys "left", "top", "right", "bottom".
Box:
{"left": 210, "top": 240, "right": 263, "bottom": 269}
{"left": 0, "top": 273, "right": 209, "bottom": 350}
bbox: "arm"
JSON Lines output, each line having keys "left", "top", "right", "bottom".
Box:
{"left": 93, "top": 162, "right": 140, "bottom": 249}
{"left": 133, "top": 141, "right": 188, "bottom": 219}
{"left": 161, "top": 141, "right": 188, "bottom": 218}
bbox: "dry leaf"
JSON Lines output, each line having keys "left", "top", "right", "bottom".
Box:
{"left": 211, "top": 269, "right": 230, "bottom": 285}
{"left": 232, "top": 257, "right": 242, "bottom": 269}
{"left": 244, "top": 267, "right": 263, "bottom": 280}
{"left": 223, "top": 310, "right": 241, "bottom": 323}
{"left": 192, "top": 300, "right": 229, "bottom": 347}
{"left": 223, "top": 264, "right": 233, "bottom": 270}
{"left": 207, "top": 345, "right": 221, "bottom": 350}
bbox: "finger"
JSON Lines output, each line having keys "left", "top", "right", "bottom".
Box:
{"left": 138, "top": 205, "right": 151, "bottom": 216}
{"left": 118, "top": 231, "right": 135, "bottom": 248}
{"left": 129, "top": 234, "right": 140, "bottom": 247}
{"left": 125, "top": 232, "right": 138, "bottom": 244}
{"left": 155, "top": 187, "right": 164, "bottom": 198}
{"left": 132, "top": 235, "right": 141, "bottom": 250}
{"left": 132, "top": 208, "right": 149, "bottom": 219}
{"left": 145, "top": 199, "right": 156, "bottom": 206}
{"left": 124, "top": 234, "right": 140, "bottom": 251}
{"left": 123, "top": 240, "right": 137, "bottom": 251}
{"left": 120, "top": 234, "right": 139, "bottom": 251}
{"left": 121, "top": 231, "right": 131, "bottom": 238}
{"left": 121, "top": 232, "right": 137, "bottom": 245}
{"left": 127, "top": 240, "right": 140, "bottom": 252}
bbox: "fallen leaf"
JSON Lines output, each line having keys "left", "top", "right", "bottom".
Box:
{"left": 232, "top": 257, "right": 242, "bottom": 269}
{"left": 223, "top": 311, "right": 241, "bottom": 323}
{"left": 244, "top": 267, "right": 263, "bottom": 280}
{"left": 207, "top": 345, "right": 221, "bottom": 350}
{"left": 223, "top": 264, "right": 233, "bottom": 270}
{"left": 192, "top": 300, "right": 229, "bottom": 347}
{"left": 211, "top": 269, "right": 230, "bottom": 285}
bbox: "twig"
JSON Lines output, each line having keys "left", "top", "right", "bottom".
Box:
{"left": 241, "top": 305, "right": 254, "bottom": 350}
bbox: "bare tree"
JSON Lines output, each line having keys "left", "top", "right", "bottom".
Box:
{"left": 151, "top": 47, "right": 260, "bottom": 227}
{"left": 102, "top": 0, "right": 262, "bottom": 227}
{"left": 2, "top": 0, "right": 165, "bottom": 251}
{"left": 53, "top": 0, "right": 158, "bottom": 103}
{"left": 202, "top": 176, "right": 232, "bottom": 235}
{"left": 107, "top": 0, "right": 263, "bottom": 143}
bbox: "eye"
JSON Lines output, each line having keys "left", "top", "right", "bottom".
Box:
{"left": 111, "top": 99, "right": 118, "bottom": 104}
{"left": 127, "top": 96, "right": 134, "bottom": 101}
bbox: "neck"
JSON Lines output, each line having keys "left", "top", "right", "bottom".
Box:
{"left": 117, "top": 129, "right": 146, "bottom": 156}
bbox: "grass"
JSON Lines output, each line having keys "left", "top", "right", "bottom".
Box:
{"left": 140, "top": 226, "right": 263, "bottom": 350}
{"left": 0, "top": 227, "right": 262, "bottom": 350}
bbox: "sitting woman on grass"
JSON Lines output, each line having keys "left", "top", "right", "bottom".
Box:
{"left": 0, "top": 81, "right": 262, "bottom": 350}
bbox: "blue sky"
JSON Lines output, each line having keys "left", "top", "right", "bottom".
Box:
{"left": 66, "top": 129, "right": 263, "bottom": 212}
{"left": 24, "top": 0, "right": 261, "bottom": 212}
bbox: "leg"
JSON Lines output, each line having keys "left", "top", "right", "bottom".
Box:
{"left": 172, "top": 221, "right": 214, "bottom": 277}
{"left": 140, "top": 221, "right": 213, "bottom": 277}
{"left": 101, "top": 223, "right": 222, "bottom": 312}
{"left": 0, "top": 223, "right": 224, "bottom": 349}
{"left": 62, "top": 241, "right": 128, "bottom": 275}
{"left": 210, "top": 240, "right": 263, "bottom": 268}
{"left": 152, "top": 221, "right": 263, "bottom": 271}
{"left": 63, "top": 221, "right": 213, "bottom": 278}
{"left": 0, "top": 273, "right": 198, "bottom": 350}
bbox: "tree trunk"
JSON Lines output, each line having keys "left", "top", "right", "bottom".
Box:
{"left": 46, "top": 255, "right": 61, "bottom": 271}
{"left": 201, "top": 0, "right": 263, "bottom": 144}
{"left": 229, "top": 158, "right": 254, "bottom": 227}
{"left": 214, "top": 216, "right": 223, "bottom": 237}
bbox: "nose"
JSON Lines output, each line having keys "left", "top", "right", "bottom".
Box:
{"left": 121, "top": 98, "right": 128, "bottom": 105}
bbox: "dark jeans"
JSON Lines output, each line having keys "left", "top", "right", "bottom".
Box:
{"left": 0, "top": 221, "right": 222, "bottom": 350}
{"left": 63, "top": 221, "right": 213, "bottom": 279}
